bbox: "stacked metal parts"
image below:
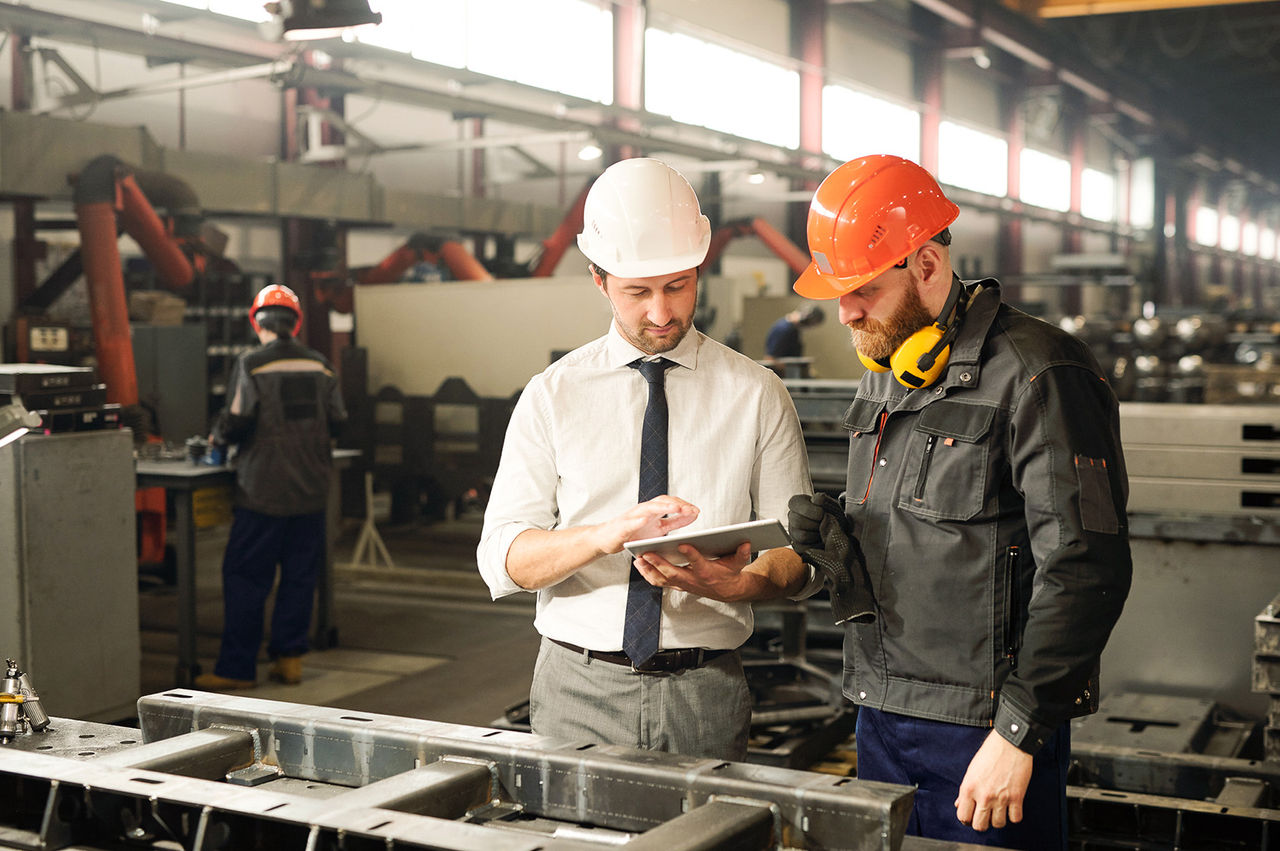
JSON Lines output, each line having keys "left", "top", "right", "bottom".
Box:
{"left": 0, "top": 364, "right": 120, "bottom": 434}
{"left": 0, "top": 691, "right": 914, "bottom": 851}
{"left": 1059, "top": 312, "right": 1280, "bottom": 405}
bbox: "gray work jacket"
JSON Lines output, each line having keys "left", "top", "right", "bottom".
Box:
{"left": 841, "top": 280, "right": 1132, "bottom": 754}
{"left": 214, "top": 338, "right": 347, "bottom": 517}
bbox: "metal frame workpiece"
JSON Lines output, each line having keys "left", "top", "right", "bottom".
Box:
{"left": 0, "top": 690, "right": 914, "bottom": 850}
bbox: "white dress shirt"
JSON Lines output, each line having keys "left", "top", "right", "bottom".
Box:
{"left": 477, "top": 323, "right": 815, "bottom": 652}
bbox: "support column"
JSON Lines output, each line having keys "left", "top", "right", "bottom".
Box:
{"left": 788, "top": 0, "right": 826, "bottom": 247}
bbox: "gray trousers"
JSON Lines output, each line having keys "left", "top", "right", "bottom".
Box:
{"left": 529, "top": 636, "right": 752, "bottom": 761}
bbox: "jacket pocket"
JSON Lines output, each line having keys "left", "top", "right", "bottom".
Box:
{"left": 1075, "top": 454, "right": 1120, "bottom": 534}
{"left": 899, "top": 400, "right": 996, "bottom": 520}
{"left": 843, "top": 397, "right": 887, "bottom": 507}
{"left": 1002, "top": 545, "right": 1021, "bottom": 672}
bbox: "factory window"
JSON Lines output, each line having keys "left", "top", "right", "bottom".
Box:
{"left": 1261, "top": 228, "right": 1277, "bottom": 261}
{"left": 646, "top": 29, "right": 799, "bottom": 149}
{"left": 1019, "top": 149, "right": 1070, "bottom": 213}
{"left": 1220, "top": 215, "right": 1241, "bottom": 253}
{"left": 822, "top": 86, "right": 920, "bottom": 163}
{"left": 348, "top": 1, "right": 465, "bottom": 65}
{"left": 1129, "top": 158, "right": 1156, "bottom": 231}
{"left": 347, "top": 1, "right": 613, "bottom": 103}
{"left": 162, "top": 0, "right": 271, "bottom": 21}
{"left": 1243, "top": 222, "right": 1259, "bottom": 257}
{"left": 1081, "top": 168, "right": 1117, "bottom": 223}
{"left": 938, "top": 121, "right": 1007, "bottom": 197}
{"left": 1195, "top": 207, "right": 1219, "bottom": 248}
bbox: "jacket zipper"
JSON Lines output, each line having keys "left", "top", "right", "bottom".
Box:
{"left": 1004, "top": 545, "right": 1020, "bottom": 669}
{"left": 912, "top": 434, "right": 937, "bottom": 502}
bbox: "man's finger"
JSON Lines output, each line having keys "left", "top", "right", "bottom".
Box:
{"left": 788, "top": 493, "right": 825, "bottom": 523}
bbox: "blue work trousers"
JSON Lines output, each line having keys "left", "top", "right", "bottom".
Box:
{"left": 213, "top": 508, "right": 325, "bottom": 681}
{"left": 855, "top": 706, "right": 1070, "bottom": 850}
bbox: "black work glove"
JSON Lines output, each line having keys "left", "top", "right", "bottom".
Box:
{"left": 787, "top": 493, "right": 877, "bottom": 625}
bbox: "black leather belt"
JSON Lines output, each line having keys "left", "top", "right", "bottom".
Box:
{"left": 549, "top": 638, "right": 732, "bottom": 674}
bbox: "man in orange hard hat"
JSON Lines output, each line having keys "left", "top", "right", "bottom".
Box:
{"left": 195, "top": 284, "right": 347, "bottom": 692}
{"left": 786, "top": 155, "right": 1132, "bottom": 849}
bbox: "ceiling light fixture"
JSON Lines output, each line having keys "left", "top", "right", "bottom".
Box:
{"left": 747, "top": 171, "right": 766, "bottom": 185}
{"left": 577, "top": 144, "right": 603, "bottom": 161}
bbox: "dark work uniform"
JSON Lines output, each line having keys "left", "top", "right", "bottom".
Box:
{"left": 840, "top": 280, "right": 1131, "bottom": 848}
{"left": 764, "top": 316, "right": 803, "bottom": 358}
{"left": 211, "top": 337, "right": 347, "bottom": 681}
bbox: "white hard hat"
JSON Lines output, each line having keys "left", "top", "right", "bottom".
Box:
{"left": 577, "top": 158, "right": 712, "bottom": 278}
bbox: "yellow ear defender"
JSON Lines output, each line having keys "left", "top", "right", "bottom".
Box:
{"left": 858, "top": 275, "right": 965, "bottom": 389}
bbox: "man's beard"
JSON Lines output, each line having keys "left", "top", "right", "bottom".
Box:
{"left": 621, "top": 316, "right": 691, "bottom": 354}
{"left": 849, "top": 283, "right": 935, "bottom": 361}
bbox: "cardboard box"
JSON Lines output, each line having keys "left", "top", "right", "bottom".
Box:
{"left": 129, "top": 291, "right": 187, "bottom": 326}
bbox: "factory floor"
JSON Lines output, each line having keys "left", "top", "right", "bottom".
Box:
{"left": 137, "top": 510, "right": 541, "bottom": 730}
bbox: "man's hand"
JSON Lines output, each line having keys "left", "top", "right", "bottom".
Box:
{"left": 954, "top": 730, "right": 1033, "bottom": 831}
{"left": 634, "top": 542, "right": 761, "bottom": 602}
{"left": 594, "top": 496, "right": 699, "bottom": 556}
{"left": 787, "top": 493, "right": 876, "bottom": 624}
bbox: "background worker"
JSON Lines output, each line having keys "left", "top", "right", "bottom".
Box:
{"left": 787, "top": 155, "right": 1132, "bottom": 849}
{"left": 477, "top": 157, "right": 819, "bottom": 761}
{"left": 764, "top": 303, "right": 825, "bottom": 360}
{"left": 194, "top": 284, "right": 347, "bottom": 691}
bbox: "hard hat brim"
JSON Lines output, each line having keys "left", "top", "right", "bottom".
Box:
{"left": 793, "top": 261, "right": 877, "bottom": 300}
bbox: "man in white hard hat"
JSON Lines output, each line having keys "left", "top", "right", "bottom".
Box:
{"left": 478, "top": 157, "right": 819, "bottom": 760}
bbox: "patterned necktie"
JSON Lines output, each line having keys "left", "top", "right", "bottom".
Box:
{"left": 623, "top": 357, "right": 672, "bottom": 667}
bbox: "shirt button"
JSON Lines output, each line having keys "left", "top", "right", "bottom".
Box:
{"left": 934, "top": 387, "right": 943, "bottom": 395}
{"left": 878, "top": 458, "right": 887, "bottom": 467}
{"left": 1010, "top": 723, "right": 1020, "bottom": 733}
{"left": 859, "top": 691, "right": 867, "bottom": 699}
{"left": 960, "top": 372, "right": 972, "bottom": 382}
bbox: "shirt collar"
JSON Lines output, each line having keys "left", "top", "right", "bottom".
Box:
{"left": 605, "top": 321, "right": 702, "bottom": 371}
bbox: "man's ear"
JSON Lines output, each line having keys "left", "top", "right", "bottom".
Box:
{"left": 915, "top": 242, "right": 950, "bottom": 290}
{"left": 589, "top": 265, "right": 607, "bottom": 295}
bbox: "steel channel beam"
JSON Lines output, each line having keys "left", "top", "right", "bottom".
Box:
{"left": 312, "top": 758, "right": 495, "bottom": 819}
{"left": 137, "top": 691, "right": 912, "bottom": 849}
{"left": 92, "top": 728, "right": 256, "bottom": 780}
{"left": 1071, "top": 741, "right": 1280, "bottom": 803}
{"left": 624, "top": 799, "right": 776, "bottom": 851}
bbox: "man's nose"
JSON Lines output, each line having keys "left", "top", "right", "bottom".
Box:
{"left": 838, "top": 293, "right": 863, "bottom": 325}
{"left": 648, "top": 294, "right": 675, "bottom": 326}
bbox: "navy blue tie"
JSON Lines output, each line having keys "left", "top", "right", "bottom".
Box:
{"left": 624, "top": 357, "right": 672, "bottom": 667}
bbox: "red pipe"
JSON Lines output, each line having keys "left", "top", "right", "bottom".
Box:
{"left": 439, "top": 240, "right": 494, "bottom": 281}
{"left": 532, "top": 179, "right": 591, "bottom": 277}
{"left": 76, "top": 199, "right": 138, "bottom": 405}
{"left": 117, "top": 173, "right": 194, "bottom": 290}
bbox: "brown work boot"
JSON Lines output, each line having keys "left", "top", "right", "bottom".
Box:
{"left": 268, "top": 656, "right": 303, "bottom": 685}
{"left": 192, "top": 672, "right": 256, "bottom": 691}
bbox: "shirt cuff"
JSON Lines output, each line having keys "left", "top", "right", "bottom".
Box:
{"left": 477, "top": 522, "right": 536, "bottom": 599}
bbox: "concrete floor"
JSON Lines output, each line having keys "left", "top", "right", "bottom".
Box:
{"left": 138, "top": 514, "right": 541, "bottom": 730}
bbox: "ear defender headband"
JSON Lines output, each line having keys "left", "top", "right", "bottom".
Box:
{"left": 858, "top": 274, "right": 966, "bottom": 389}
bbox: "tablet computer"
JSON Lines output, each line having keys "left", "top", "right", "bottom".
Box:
{"left": 623, "top": 518, "right": 790, "bottom": 566}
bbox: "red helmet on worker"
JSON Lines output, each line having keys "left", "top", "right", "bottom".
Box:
{"left": 793, "top": 155, "right": 959, "bottom": 300}
{"left": 249, "top": 284, "right": 303, "bottom": 336}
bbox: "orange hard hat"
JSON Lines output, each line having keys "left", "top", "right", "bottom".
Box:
{"left": 793, "top": 155, "right": 959, "bottom": 300}
{"left": 249, "top": 284, "right": 303, "bottom": 336}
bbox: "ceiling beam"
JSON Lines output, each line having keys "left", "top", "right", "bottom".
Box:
{"left": 1017, "top": 0, "right": 1278, "bottom": 19}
